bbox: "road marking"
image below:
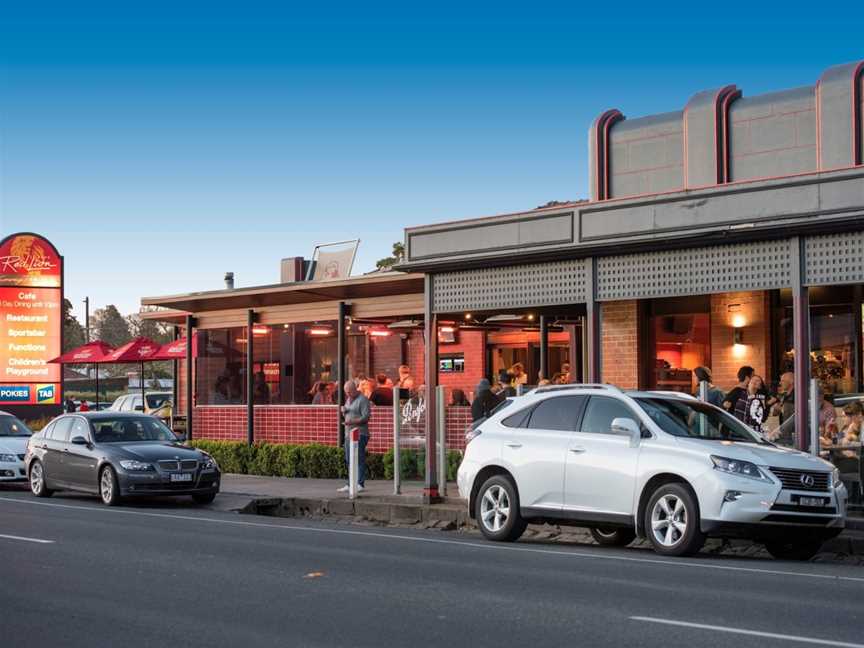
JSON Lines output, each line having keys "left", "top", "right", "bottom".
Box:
{"left": 0, "top": 495, "right": 861, "bottom": 584}
{"left": 0, "top": 533, "right": 54, "bottom": 544}
{"left": 630, "top": 617, "right": 864, "bottom": 648}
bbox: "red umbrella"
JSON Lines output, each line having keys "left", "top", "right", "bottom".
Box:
{"left": 48, "top": 341, "right": 116, "bottom": 410}
{"left": 48, "top": 340, "right": 115, "bottom": 364}
{"left": 99, "top": 337, "right": 162, "bottom": 405}
{"left": 150, "top": 335, "right": 197, "bottom": 361}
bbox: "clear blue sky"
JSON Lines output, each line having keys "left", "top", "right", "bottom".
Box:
{"left": 1, "top": 1, "right": 862, "bottom": 320}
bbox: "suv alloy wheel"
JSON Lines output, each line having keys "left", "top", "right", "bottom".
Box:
{"left": 644, "top": 483, "right": 705, "bottom": 556}
{"left": 475, "top": 475, "right": 527, "bottom": 542}
{"left": 590, "top": 527, "right": 636, "bottom": 547}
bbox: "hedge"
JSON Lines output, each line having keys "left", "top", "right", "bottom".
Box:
{"left": 189, "top": 440, "right": 462, "bottom": 481}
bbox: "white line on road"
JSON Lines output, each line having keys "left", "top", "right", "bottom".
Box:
{"left": 0, "top": 495, "right": 861, "bottom": 584}
{"left": 0, "top": 533, "right": 54, "bottom": 544}
{"left": 631, "top": 617, "right": 864, "bottom": 648}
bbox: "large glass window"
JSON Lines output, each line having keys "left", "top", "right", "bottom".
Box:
{"left": 197, "top": 322, "right": 368, "bottom": 406}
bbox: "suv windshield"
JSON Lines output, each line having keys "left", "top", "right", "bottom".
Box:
{"left": 146, "top": 394, "right": 169, "bottom": 409}
{"left": 634, "top": 397, "right": 767, "bottom": 444}
{"left": 92, "top": 416, "right": 178, "bottom": 443}
{"left": 0, "top": 415, "right": 32, "bottom": 437}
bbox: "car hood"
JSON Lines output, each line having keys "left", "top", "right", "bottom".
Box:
{"left": 674, "top": 437, "right": 834, "bottom": 472}
{"left": 0, "top": 437, "right": 30, "bottom": 455}
{"left": 109, "top": 443, "right": 203, "bottom": 462}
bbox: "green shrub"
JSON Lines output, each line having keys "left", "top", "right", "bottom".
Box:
{"left": 187, "top": 440, "right": 460, "bottom": 481}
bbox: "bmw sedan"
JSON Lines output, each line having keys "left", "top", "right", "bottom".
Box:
{"left": 25, "top": 412, "right": 220, "bottom": 506}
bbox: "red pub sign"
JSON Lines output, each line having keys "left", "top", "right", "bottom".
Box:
{"left": 0, "top": 233, "right": 63, "bottom": 406}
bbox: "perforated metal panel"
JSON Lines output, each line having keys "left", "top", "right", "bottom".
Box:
{"left": 596, "top": 240, "right": 792, "bottom": 301}
{"left": 432, "top": 259, "right": 588, "bottom": 313}
{"left": 805, "top": 231, "right": 864, "bottom": 286}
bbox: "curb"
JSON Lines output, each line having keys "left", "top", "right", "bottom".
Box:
{"left": 239, "top": 495, "right": 864, "bottom": 559}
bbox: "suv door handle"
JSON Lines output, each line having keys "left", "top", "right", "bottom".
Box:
{"left": 505, "top": 442, "right": 523, "bottom": 449}
{"left": 569, "top": 446, "right": 586, "bottom": 454}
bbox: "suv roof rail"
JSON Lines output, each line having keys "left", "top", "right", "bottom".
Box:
{"left": 637, "top": 390, "right": 699, "bottom": 401}
{"left": 532, "top": 383, "right": 623, "bottom": 395}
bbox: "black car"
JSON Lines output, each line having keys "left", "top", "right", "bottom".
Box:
{"left": 25, "top": 412, "right": 220, "bottom": 506}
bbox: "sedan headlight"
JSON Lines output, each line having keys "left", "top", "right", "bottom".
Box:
{"left": 201, "top": 454, "right": 218, "bottom": 471}
{"left": 0, "top": 453, "right": 16, "bottom": 463}
{"left": 710, "top": 455, "right": 771, "bottom": 482}
{"left": 119, "top": 460, "right": 154, "bottom": 472}
{"left": 832, "top": 467, "right": 842, "bottom": 488}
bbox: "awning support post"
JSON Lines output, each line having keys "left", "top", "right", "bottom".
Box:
{"left": 424, "top": 275, "right": 440, "bottom": 502}
{"left": 337, "top": 301, "right": 348, "bottom": 448}
{"left": 247, "top": 309, "right": 255, "bottom": 446}
{"left": 791, "top": 237, "right": 811, "bottom": 451}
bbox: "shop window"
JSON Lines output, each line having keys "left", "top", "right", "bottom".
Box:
{"left": 196, "top": 327, "right": 247, "bottom": 405}
{"left": 650, "top": 313, "right": 711, "bottom": 394}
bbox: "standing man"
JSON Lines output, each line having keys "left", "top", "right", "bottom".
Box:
{"left": 772, "top": 371, "right": 795, "bottom": 426}
{"left": 64, "top": 396, "right": 77, "bottom": 413}
{"left": 693, "top": 366, "right": 725, "bottom": 407}
{"left": 338, "top": 380, "right": 371, "bottom": 493}
{"left": 723, "top": 365, "right": 754, "bottom": 415}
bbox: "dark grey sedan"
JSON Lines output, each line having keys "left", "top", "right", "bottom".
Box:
{"left": 24, "top": 412, "right": 220, "bottom": 506}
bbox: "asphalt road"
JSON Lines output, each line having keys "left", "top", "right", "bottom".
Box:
{"left": 2, "top": 485, "right": 863, "bottom": 648}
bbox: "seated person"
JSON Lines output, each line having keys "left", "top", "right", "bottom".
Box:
{"left": 840, "top": 401, "right": 863, "bottom": 446}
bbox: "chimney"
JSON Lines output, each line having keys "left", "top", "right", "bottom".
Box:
{"left": 224, "top": 272, "right": 235, "bottom": 290}
{"left": 281, "top": 257, "right": 306, "bottom": 283}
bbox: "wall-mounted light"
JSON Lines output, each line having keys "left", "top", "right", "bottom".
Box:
{"left": 308, "top": 324, "right": 334, "bottom": 337}
{"left": 369, "top": 328, "right": 391, "bottom": 337}
{"left": 464, "top": 313, "right": 472, "bottom": 321}
{"left": 733, "top": 328, "right": 744, "bottom": 345}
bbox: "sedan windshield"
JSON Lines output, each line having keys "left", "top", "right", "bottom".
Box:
{"left": 0, "top": 416, "right": 32, "bottom": 437}
{"left": 92, "top": 417, "right": 178, "bottom": 443}
{"left": 634, "top": 397, "right": 767, "bottom": 444}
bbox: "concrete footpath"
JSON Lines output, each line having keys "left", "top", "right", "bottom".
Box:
{"left": 219, "top": 474, "right": 864, "bottom": 563}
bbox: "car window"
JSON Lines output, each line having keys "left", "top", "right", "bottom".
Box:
{"left": 527, "top": 396, "right": 585, "bottom": 432}
{"left": 39, "top": 421, "right": 55, "bottom": 439}
{"left": 69, "top": 417, "right": 90, "bottom": 442}
{"left": 50, "top": 417, "right": 74, "bottom": 442}
{"left": 502, "top": 406, "right": 533, "bottom": 428}
{"left": 0, "top": 415, "right": 32, "bottom": 437}
{"left": 146, "top": 394, "right": 169, "bottom": 409}
{"left": 92, "top": 416, "right": 177, "bottom": 443}
{"left": 111, "top": 396, "right": 126, "bottom": 411}
{"left": 580, "top": 396, "right": 637, "bottom": 435}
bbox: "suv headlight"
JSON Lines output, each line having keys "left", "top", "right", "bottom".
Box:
{"left": 0, "top": 453, "right": 17, "bottom": 463}
{"left": 119, "top": 460, "right": 154, "bottom": 472}
{"left": 832, "top": 467, "right": 842, "bottom": 488}
{"left": 710, "top": 455, "right": 771, "bottom": 482}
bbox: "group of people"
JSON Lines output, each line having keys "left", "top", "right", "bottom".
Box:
{"left": 696, "top": 364, "right": 862, "bottom": 448}
{"left": 310, "top": 365, "right": 417, "bottom": 406}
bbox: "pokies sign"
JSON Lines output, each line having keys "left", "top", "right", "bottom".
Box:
{"left": 0, "top": 233, "right": 62, "bottom": 406}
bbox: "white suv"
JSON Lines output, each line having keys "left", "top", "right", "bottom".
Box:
{"left": 458, "top": 385, "right": 847, "bottom": 560}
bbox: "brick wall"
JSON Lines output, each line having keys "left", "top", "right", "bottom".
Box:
{"left": 601, "top": 300, "right": 640, "bottom": 389}
{"left": 193, "top": 404, "right": 471, "bottom": 453}
{"left": 402, "top": 329, "right": 487, "bottom": 400}
{"left": 709, "top": 291, "right": 771, "bottom": 392}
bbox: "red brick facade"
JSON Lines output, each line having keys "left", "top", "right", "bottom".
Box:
{"left": 193, "top": 404, "right": 472, "bottom": 452}
{"left": 601, "top": 300, "right": 640, "bottom": 389}
{"left": 709, "top": 291, "right": 771, "bottom": 392}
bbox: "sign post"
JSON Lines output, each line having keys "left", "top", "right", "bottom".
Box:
{"left": 348, "top": 427, "right": 359, "bottom": 500}
{"left": 0, "top": 233, "right": 63, "bottom": 418}
{"left": 392, "top": 386, "right": 402, "bottom": 495}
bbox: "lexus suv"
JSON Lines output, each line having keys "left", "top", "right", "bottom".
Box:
{"left": 458, "top": 385, "right": 847, "bottom": 560}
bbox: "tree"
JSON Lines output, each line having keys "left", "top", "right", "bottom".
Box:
{"left": 375, "top": 241, "right": 405, "bottom": 270}
{"left": 126, "top": 313, "right": 173, "bottom": 344}
{"left": 62, "top": 299, "right": 86, "bottom": 352}
{"left": 92, "top": 305, "right": 131, "bottom": 348}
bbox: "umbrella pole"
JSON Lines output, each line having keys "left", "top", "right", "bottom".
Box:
{"left": 95, "top": 363, "right": 99, "bottom": 409}
{"left": 141, "top": 361, "right": 145, "bottom": 407}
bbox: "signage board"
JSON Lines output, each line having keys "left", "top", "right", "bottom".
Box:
{"left": 0, "top": 234, "right": 62, "bottom": 407}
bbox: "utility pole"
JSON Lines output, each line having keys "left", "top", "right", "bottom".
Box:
{"left": 83, "top": 297, "right": 90, "bottom": 342}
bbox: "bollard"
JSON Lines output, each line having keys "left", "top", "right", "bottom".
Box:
{"left": 697, "top": 380, "right": 709, "bottom": 437}
{"left": 392, "top": 386, "right": 401, "bottom": 495}
{"left": 349, "top": 427, "right": 359, "bottom": 500}
{"left": 436, "top": 385, "right": 446, "bottom": 497}
{"left": 809, "top": 378, "right": 820, "bottom": 456}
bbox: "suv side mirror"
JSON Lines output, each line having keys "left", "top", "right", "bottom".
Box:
{"left": 611, "top": 417, "right": 641, "bottom": 447}
{"left": 70, "top": 436, "right": 89, "bottom": 446}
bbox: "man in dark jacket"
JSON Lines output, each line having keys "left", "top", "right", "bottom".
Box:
{"left": 471, "top": 378, "right": 500, "bottom": 422}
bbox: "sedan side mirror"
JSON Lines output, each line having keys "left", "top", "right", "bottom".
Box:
{"left": 611, "top": 417, "right": 641, "bottom": 447}
{"left": 70, "top": 436, "right": 89, "bottom": 446}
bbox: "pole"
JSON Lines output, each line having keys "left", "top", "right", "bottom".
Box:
{"left": 185, "top": 314, "right": 194, "bottom": 442}
{"left": 585, "top": 258, "right": 601, "bottom": 383}
{"left": 247, "top": 309, "right": 255, "bottom": 446}
{"left": 539, "top": 315, "right": 548, "bottom": 382}
{"left": 436, "top": 384, "right": 446, "bottom": 496}
{"left": 172, "top": 325, "right": 180, "bottom": 423}
{"left": 809, "top": 378, "right": 820, "bottom": 456}
{"left": 393, "top": 385, "right": 401, "bottom": 495}
{"left": 423, "top": 274, "right": 439, "bottom": 501}
{"left": 140, "top": 361, "right": 145, "bottom": 407}
{"left": 698, "top": 381, "right": 709, "bottom": 437}
{"left": 791, "top": 237, "right": 811, "bottom": 451}
{"left": 337, "top": 301, "right": 348, "bottom": 447}
{"left": 94, "top": 365, "right": 99, "bottom": 409}
{"left": 83, "top": 297, "right": 90, "bottom": 343}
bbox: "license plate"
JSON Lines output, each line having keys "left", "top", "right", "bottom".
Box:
{"left": 170, "top": 473, "right": 193, "bottom": 483}
{"left": 799, "top": 496, "right": 825, "bottom": 507}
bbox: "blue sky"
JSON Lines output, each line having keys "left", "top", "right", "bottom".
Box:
{"left": 1, "top": 1, "right": 862, "bottom": 319}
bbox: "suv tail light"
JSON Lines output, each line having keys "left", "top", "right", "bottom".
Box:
{"left": 465, "top": 428, "right": 482, "bottom": 444}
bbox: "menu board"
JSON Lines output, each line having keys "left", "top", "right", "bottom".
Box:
{"left": 0, "top": 234, "right": 62, "bottom": 406}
